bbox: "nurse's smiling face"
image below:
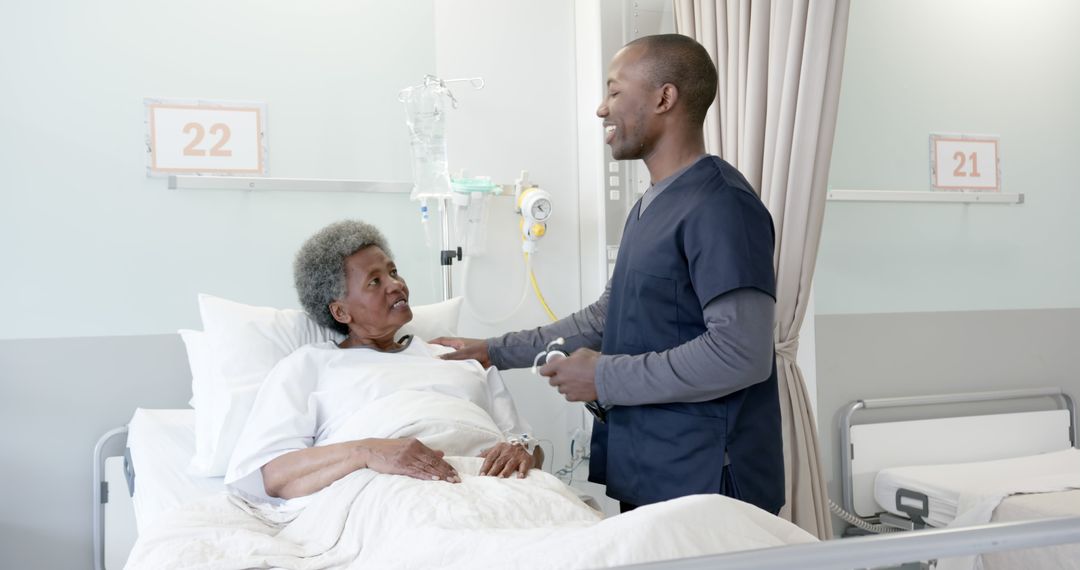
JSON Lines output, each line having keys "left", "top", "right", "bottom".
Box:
{"left": 329, "top": 245, "right": 412, "bottom": 350}
{"left": 596, "top": 44, "right": 661, "bottom": 161}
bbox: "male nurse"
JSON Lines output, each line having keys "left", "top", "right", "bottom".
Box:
{"left": 435, "top": 34, "right": 782, "bottom": 515}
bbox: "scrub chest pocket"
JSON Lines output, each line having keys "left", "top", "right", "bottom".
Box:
{"left": 620, "top": 269, "right": 680, "bottom": 351}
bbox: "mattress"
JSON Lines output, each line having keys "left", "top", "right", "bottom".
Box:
{"left": 874, "top": 448, "right": 1080, "bottom": 528}
{"left": 127, "top": 408, "right": 225, "bottom": 533}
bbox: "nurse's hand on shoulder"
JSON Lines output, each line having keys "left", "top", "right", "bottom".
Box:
{"left": 539, "top": 348, "right": 599, "bottom": 402}
{"left": 430, "top": 337, "right": 491, "bottom": 368}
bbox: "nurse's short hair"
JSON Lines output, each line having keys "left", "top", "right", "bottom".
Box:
{"left": 628, "top": 34, "right": 718, "bottom": 125}
{"left": 294, "top": 220, "right": 392, "bottom": 335}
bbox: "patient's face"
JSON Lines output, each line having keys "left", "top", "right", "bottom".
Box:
{"left": 335, "top": 246, "right": 412, "bottom": 341}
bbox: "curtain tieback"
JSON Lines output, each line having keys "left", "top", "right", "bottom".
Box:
{"left": 774, "top": 336, "right": 800, "bottom": 362}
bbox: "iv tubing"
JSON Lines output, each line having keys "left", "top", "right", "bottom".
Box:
{"left": 525, "top": 252, "right": 558, "bottom": 322}
{"left": 461, "top": 252, "right": 530, "bottom": 325}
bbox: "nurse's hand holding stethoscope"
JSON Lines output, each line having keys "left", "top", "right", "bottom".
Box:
{"left": 539, "top": 347, "right": 600, "bottom": 402}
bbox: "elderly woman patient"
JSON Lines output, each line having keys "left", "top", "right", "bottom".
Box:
{"left": 225, "top": 220, "right": 542, "bottom": 502}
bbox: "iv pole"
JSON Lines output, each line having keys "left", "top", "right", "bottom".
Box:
{"left": 432, "top": 77, "right": 483, "bottom": 301}
{"left": 438, "top": 198, "right": 461, "bottom": 300}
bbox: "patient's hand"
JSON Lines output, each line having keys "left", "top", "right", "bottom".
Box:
{"left": 362, "top": 438, "right": 461, "bottom": 483}
{"left": 431, "top": 337, "right": 492, "bottom": 368}
{"left": 479, "top": 442, "right": 536, "bottom": 478}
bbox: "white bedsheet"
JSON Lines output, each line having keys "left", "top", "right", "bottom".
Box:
{"left": 127, "top": 409, "right": 224, "bottom": 533}
{"left": 125, "top": 455, "right": 815, "bottom": 570}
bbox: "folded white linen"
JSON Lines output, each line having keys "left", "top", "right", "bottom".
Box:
{"left": 875, "top": 449, "right": 1080, "bottom": 526}
{"left": 875, "top": 449, "right": 1080, "bottom": 570}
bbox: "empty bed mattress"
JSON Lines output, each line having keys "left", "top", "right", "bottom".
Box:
{"left": 874, "top": 448, "right": 1080, "bottom": 528}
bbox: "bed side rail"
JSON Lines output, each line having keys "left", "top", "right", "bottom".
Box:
{"left": 93, "top": 426, "right": 129, "bottom": 570}
{"left": 616, "top": 516, "right": 1080, "bottom": 570}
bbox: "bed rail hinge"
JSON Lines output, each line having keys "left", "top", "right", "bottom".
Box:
{"left": 100, "top": 481, "right": 109, "bottom": 504}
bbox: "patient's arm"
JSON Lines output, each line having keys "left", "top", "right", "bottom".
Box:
{"left": 262, "top": 437, "right": 460, "bottom": 499}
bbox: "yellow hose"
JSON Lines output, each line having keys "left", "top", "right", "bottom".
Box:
{"left": 524, "top": 252, "right": 558, "bottom": 322}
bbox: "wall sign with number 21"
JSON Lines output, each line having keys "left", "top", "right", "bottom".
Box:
{"left": 929, "top": 134, "right": 1000, "bottom": 192}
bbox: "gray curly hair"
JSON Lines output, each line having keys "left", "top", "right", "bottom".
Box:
{"left": 294, "top": 220, "right": 392, "bottom": 334}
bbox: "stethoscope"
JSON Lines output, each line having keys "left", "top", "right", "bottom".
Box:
{"left": 531, "top": 337, "right": 568, "bottom": 374}
{"left": 532, "top": 337, "right": 606, "bottom": 423}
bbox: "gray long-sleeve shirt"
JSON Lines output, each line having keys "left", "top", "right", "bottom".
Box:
{"left": 487, "top": 156, "right": 775, "bottom": 407}
{"left": 487, "top": 284, "right": 775, "bottom": 407}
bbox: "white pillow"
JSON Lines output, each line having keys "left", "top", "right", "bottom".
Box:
{"left": 186, "top": 294, "right": 463, "bottom": 476}
{"left": 398, "top": 298, "right": 465, "bottom": 340}
{"left": 180, "top": 328, "right": 232, "bottom": 476}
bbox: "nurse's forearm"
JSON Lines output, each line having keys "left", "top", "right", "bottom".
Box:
{"left": 595, "top": 288, "right": 775, "bottom": 407}
{"left": 487, "top": 281, "right": 610, "bottom": 370}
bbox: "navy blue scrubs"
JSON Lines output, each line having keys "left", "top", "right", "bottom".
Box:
{"left": 588, "top": 155, "right": 784, "bottom": 514}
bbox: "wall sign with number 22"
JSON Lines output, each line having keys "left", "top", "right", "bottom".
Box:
{"left": 144, "top": 99, "right": 268, "bottom": 176}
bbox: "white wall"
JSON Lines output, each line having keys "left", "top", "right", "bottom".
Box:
{"left": 0, "top": 0, "right": 441, "bottom": 340}
{"left": 816, "top": 0, "right": 1080, "bottom": 316}
{"left": 433, "top": 0, "right": 585, "bottom": 482}
{"left": 0, "top": 3, "right": 448, "bottom": 567}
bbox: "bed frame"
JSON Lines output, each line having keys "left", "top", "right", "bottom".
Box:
{"left": 838, "top": 387, "right": 1079, "bottom": 530}
{"left": 93, "top": 426, "right": 133, "bottom": 570}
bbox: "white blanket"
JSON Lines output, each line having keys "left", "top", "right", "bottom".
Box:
{"left": 136, "top": 362, "right": 815, "bottom": 569}
{"left": 128, "top": 436, "right": 812, "bottom": 570}
{"left": 126, "top": 456, "right": 815, "bottom": 569}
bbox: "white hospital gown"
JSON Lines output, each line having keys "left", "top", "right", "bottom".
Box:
{"left": 225, "top": 337, "right": 531, "bottom": 503}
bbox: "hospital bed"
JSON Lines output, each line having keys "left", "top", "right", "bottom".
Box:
{"left": 93, "top": 294, "right": 823, "bottom": 569}
{"left": 94, "top": 410, "right": 1080, "bottom": 570}
{"left": 838, "top": 387, "right": 1080, "bottom": 568}
{"left": 96, "top": 407, "right": 821, "bottom": 570}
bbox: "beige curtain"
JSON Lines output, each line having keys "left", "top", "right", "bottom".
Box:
{"left": 675, "top": 0, "right": 850, "bottom": 539}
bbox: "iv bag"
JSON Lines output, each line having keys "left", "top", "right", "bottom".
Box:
{"left": 399, "top": 76, "right": 456, "bottom": 201}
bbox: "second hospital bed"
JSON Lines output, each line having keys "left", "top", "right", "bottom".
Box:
{"left": 839, "top": 387, "right": 1080, "bottom": 569}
